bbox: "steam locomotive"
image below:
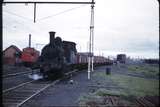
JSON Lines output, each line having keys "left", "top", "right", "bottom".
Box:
{"left": 38, "top": 31, "right": 112, "bottom": 79}
{"left": 39, "top": 31, "right": 83, "bottom": 79}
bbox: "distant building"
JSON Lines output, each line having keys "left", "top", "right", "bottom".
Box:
{"left": 144, "top": 59, "right": 159, "bottom": 64}
{"left": 3, "top": 45, "right": 22, "bottom": 65}
{"left": 117, "top": 54, "right": 126, "bottom": 63}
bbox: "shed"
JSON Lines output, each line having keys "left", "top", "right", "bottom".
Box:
{"left": 3, "top": 45, "right": 22, "bottom": 65}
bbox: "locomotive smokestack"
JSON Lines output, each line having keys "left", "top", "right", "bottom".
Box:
{"left": 49, "top": 31, "right": 56, "bottom": 45}
{"left": 29, "top": 34, "right": 31, "bottom": 48}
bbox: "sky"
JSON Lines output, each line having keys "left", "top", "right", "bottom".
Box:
{"left": 2, "top": 0, "right": 159, "bottom": 59}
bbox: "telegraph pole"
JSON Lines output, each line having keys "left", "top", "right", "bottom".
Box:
{"left": 88, "top": 0, "right": 94, "bottom": 80}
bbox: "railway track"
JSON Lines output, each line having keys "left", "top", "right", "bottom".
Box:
{"left": 3, "top": 80, "right": 35, "bottom": 93}
{"left": 3, "top": 69, "right": 41, "bottom": 91}
{"left": 86, "top": 95, "right": 159, "bottom": 107}
{"left": 3, "top": 69, "right": 40, "bottom": 78}
{"left": 3, "top": 66, "right": 159, "bottom": 107}
{"left": 3, "top": 79, "right": 60, "bottom": 107}
{"left": 3, "top": 69, "right": 78, "bottom": 107}
{"left": 135, "top": 96, "right": 159, "bottom": 107}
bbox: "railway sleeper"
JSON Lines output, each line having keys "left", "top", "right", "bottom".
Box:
{"left": 14, "top": 89, "right": 38, "bottom": 93}
{"left": 139, "top": 97, "right": 155, "bottom": 107}
{"left": 21, "top": 85, "right": 48, "bottom": 89}
{"left": 103, "top": 96, "right": 114, "bottom": 106}
{"left": 108, "top": 96, "right": 119, "bottom": 106}
{"left": 3, "top": 102, "right": 19, "bottom": 106}
{"left": 144, "top": 96, "right": 159, "bottom": 106}
{"left": 3, "top": 99, "right": 25, "bottom": 103}
{"left": 135, "top": 97, "right": 155, "bottom": 107}
{"left": 3, "top": 96, "right": 29, "bottom": 100}
{"left": 4, "top": 93, "right": 31, "bottom": 98}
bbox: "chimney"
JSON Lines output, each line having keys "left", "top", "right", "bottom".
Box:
{"left": 49, "top": 31, "right": 56, "bottom": 45}
{"left": 29, "top": 34, "right": 31, "bottom": 48}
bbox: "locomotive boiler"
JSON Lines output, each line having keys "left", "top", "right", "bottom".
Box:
{"left": 39, "top": 31, "right": 66, "bottom": 79}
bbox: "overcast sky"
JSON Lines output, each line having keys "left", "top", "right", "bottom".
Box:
{"left": 2, "top": 0, "right": 159, "bottom": 58}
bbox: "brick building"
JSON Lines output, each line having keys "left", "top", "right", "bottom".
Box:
{"left": 3, "top": 45, "right": 22, "bottom": 65}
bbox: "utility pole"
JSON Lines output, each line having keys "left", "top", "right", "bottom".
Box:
{"left": 88, "top": 0, "right": 94, "bottom": 80}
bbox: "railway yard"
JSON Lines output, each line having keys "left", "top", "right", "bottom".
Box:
{"left": 2, "top": 62, "right": 159, "bottom": 107}
{"left": 2, "top": 0, "right": 159, "bottom": 106}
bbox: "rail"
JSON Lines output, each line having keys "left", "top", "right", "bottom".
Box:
{"left": 17, "top": 79, "right": 61, "bottom": 107}
{"left": 3, "top": 80, "right": 35, "bottom": 93}
{"left": 3, "top": 69, "right": 80, "bottom": 107}
{"left": 3, "top": 69, "right": 40, "bottom": 78}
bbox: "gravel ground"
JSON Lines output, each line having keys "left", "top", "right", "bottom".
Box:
{"left": 21, "top": 66, "right": 123, "bottom": 107}
{"left": 4, "top": 64, "right": 158, "bottom": 107}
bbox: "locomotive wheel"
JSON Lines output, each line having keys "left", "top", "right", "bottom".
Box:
{"left": 47, "top": 69, "right": 64, "bottom": 80}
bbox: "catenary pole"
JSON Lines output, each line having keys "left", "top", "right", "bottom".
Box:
{"left": 88, "top": 0, "right": 94, "bottom": 80}
{"left": 91, "top": 2, "right": 94, "bottom": 72}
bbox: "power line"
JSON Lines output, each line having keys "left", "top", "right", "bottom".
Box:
{"left": 3, "top": 4, "right": 88, "bottom": 23}
{"left": 3, "top": 10, "right": 33, "bottom": 21}
{"left": 3, "top": 1, "right": 94, "bottom": 23}
{"left": 3, "top": 1, "right": 95, "bottom": 4}
{"left": 37, "top": 4, "right": 87, "bottom": 22}
{"left": 3, "top": 12, "right": 34, "bottom": 32}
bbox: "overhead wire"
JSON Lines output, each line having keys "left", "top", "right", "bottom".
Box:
{"left": 3, "top": 3, "right": 89, "bottom": 36}
{"left": 3, "top": 10, "right": 33, "bottom": 21}
{"left": 3, "top": 11, "right": 34, "bottom": 33}
{"left": 37, "top": 4, "right": 88, "bottom": 22}
{"left": 3, "top": 4, "right": 88, "bottom": 23}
